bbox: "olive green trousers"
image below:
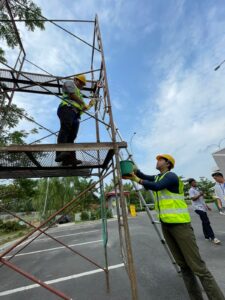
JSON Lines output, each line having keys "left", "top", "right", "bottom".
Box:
{"left": 162, "top": 223, "right": 225, "bottom": 300}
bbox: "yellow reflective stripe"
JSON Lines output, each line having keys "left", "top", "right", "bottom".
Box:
{"left": 61, "top": 86, "right": 84, "bottom": 110}
{"left": 154, "top": 171, "right": 191, "bottom": 223}
{"left": 155, "top": 172, "right": 169, "bottom": 182}
{"left": 75, "top": 86, "right": 82, "bottom": 98}
{"left": 61, "top": 96, "right": 83, "bottom": 110}
{"left": 157, "top": 194, "right": 185, "bottom": 200}
{"left": 159, "top": 208, "right": 189, "bottom": 214}
{"left": 61, "top": 100, "right": 81, "bottom": 110}
{"left": 157, "top": 214, "right": 191, "bottom": 223}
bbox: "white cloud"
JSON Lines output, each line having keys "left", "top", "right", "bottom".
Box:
{"left": 135, "top": 4, "right": 225, "bottom": 179}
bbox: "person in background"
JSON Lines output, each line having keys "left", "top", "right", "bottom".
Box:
{"left": 188, "top": 178, "right": 220, "bottom": 244}
{"left": 211, "top": 171, "right": 225, "bottom": 215}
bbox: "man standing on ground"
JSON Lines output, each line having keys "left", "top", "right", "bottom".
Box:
{"left": 55, "top": 74, "right": 95, "bottom": 165}
{"left": 188, "top": 178, "right": 220, "bottom": 244}
{"left": 212, "top": 171, "right": 225, "bottom": 215}
{"left": 123, "top": 154, "right": 225, "bottom": 300}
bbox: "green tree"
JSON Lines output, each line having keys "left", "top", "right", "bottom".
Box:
{"left": 104, "top": 178, "right": 146, "bottom": 209}
{"left": 0, "top": 0, "right": 45, "bottom": 63}
{"left": 198, "top": 177, "right": 215, "bottom": 200}
{"left": 0, "top": 103, "right": 38, "bottom": 146}
{"left": 14, "top": 178, "right": 38, "bottom": 211}
{"left": 34, "top": 177, "right": 99, "bottom": 218}
{"left": 73, "top": 177, "right": 98, "bottom": 211}
{"left": 0, "top": 182, "right": 19, "bottom": 210}
{"left": 0, "top": 0, "right": 44, "bottom": 144}
{"left": 183, "top": 177, "right": 215, "bottom": 201}
{"left": 0, "top": 178, "right": 38, "bottom": 211}
{"left": 104, "top": 178, "right": 135, "bottom": 194}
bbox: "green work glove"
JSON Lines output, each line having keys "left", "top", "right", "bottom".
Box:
{"left": 89, "top": 99, "right": 96, "bottom": 107}
{"left": 132, "top": 163, "right": 138, "bottom": 174}
{"left": 83, "top": 104, "right": 89, "bottom": 110}
{"left": 84, "top": 99, "right": 95, "bottom": 111}
{"left": 123, "top": 172, "right": 140, "bottom": 183}
{"left": 131, "top": 173, "right": 141, "bottom": 183}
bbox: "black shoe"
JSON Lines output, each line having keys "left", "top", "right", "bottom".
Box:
{"left": 74, "top": 159, "right": 82, "bottom": 165}
{"left": 62, "top": 158, "right": 83, "bottom": 166}
{"left": 61, "top": 160, "right": 72, "bottom": 166}
{"left": 55, "top": 152, "right": 70, "bottom": 162}
{"left": 55, "top": 156, "right": 62, "bottom": 162}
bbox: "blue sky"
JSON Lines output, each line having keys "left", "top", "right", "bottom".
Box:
{"left": 3, "top": 0, "right": 225, "bottom": 179}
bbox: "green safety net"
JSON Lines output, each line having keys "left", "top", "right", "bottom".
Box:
{"left": 100, "top": 186, "right": 108, "bottom": 247}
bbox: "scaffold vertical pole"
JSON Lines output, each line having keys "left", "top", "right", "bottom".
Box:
{"left": 91, "top": 25, "right": 110, "bottom": 292}
{"left": 95, "top": 15, "right": 138, "bottom": 300}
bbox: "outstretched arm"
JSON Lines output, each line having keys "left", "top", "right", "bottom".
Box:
{"left": 136, "top": 170, "right": 155, "bottom": 181}
{"left": 140, "top": 172, "right": 179, "bottom": 191}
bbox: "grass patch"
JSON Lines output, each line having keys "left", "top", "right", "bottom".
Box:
{"left": 0, "top": 229, "right": 30, "bottom": 246}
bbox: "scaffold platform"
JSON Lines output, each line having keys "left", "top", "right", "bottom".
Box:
{"left": 0, "top": 142, "right": 127, "bottom": 179}
{"left": 0, "top": 68, "right": 97, "bottom": 97}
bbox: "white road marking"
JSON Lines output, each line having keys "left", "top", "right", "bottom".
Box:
{"left": 37, "top": 229, "right": 100, "bottom": 241}
{"left": 4, "top": 240, "right": 103, "bottom": 258}
{"left": 14, "top": 229, "right": 100, "bottom": 250}
{"left": 0, "top": 263, "right": 125, "bottom": 297}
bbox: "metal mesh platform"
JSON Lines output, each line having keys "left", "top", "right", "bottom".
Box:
{"left": 0, "top": 68, "right": 97, "bottom": 96}
{"left": 0, "top": 142, "right": 127, "bottom": 179}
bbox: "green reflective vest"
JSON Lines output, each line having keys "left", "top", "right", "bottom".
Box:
{"left": 154, "top": 172, "right": 191, "bottom": 223}
{"left": 61, "top": 85, "right": 85, "bottom": 114}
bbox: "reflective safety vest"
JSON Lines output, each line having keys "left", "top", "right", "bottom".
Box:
{"left": 154, "top": 172, "right": 191, "bottom": 223}
{"left": 61, "top": 85, "right": 85, "bottom": 113}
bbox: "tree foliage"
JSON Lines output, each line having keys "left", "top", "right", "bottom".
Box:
{"left": 183, "top": 177, "right": 215, "bottom": 200}
{"left": 0, "top": 178, "right": 38, "bottom": 211}
{"left": 0, "top": 0, "right": 44, "bottom": 144}
{"left": 0, "top": 103, "right": 38, "bottom": 146}
{"left": 33, "top": 177, "right": 99, "bottom": 218}
{"left": 0, "top": 176, "right": 100, "bottom": 216}
{"left": 104, "top": 178, "right": 151, "bottom": 209}
{"left": 0, "top": 0, "right": 45, "bottom": 62}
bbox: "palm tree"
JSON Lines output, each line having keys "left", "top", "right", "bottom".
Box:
{"left": 33, "top": 177, "right": 99, "bottom": 218}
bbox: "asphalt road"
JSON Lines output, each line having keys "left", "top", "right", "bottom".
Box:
{"left": 0, "top": 204, "right": 224, "bottom": 300}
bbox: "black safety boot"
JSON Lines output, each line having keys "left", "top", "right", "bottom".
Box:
{"left": 55, "top": 152, "right": 70, "bottom": 162}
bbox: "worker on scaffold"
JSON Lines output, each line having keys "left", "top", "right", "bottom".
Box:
{"left": 55, "top": 74, "right": 95, "bottom": 165}
{"left": 123, "top": 154, "right": 225, "bottom": 300}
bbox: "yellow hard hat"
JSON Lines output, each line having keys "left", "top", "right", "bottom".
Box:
{"left": 74, "top": 74, "right": 86, "bottom": 85}
{"left": 156, "top": 154, "right": 175, "bottom": 168}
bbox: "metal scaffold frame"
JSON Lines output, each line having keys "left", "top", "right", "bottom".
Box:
{"left": 0, "top": 1, "right": 138, "bottom": 299}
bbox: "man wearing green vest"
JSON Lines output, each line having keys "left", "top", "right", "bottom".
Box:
{"left": 55, "top": 74, "right": 94, "bottom": 165}
{"left": 123, "top": 154, "right": 224, "bottom": 300}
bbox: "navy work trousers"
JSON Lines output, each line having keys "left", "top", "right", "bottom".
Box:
{"left": 195, "top": 210, "right": 215, "bottom": 240}
{"left": 57, "top": 105, "right": 80, "bottom": 144}
{"left": 56, "top": 105, "right": 80, "bottom": 159}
